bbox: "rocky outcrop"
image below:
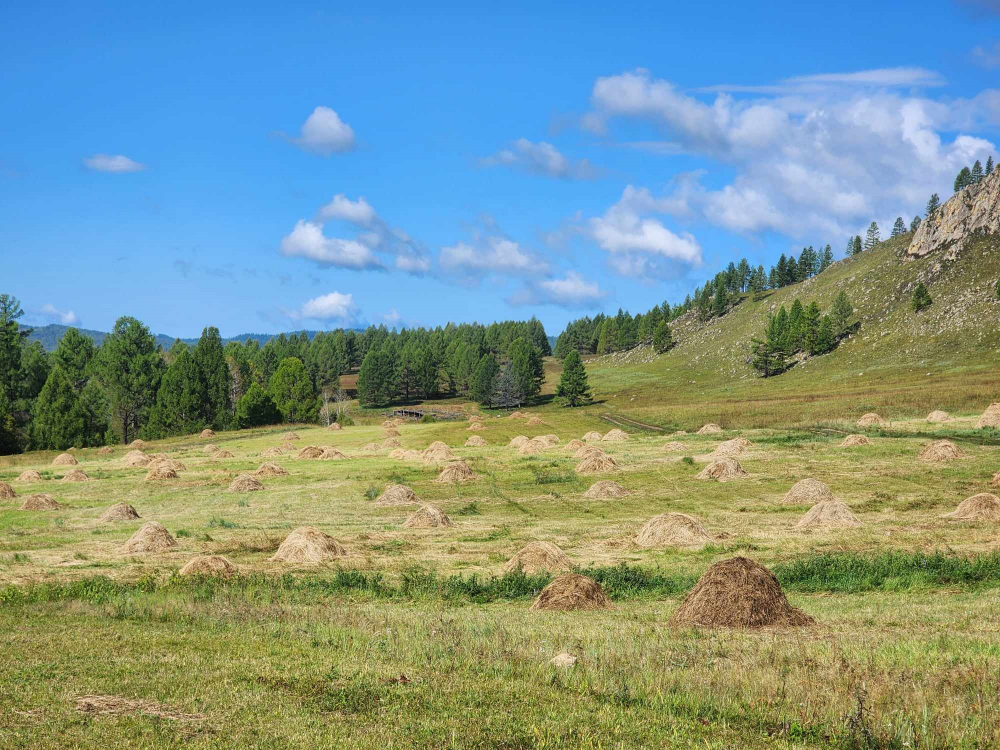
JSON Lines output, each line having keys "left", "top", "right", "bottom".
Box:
{"left": 907, "top": 169, "right": 1000, "bottom": 259}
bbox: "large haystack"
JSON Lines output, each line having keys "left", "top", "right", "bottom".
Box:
{"left": 927, "top": 410, "right": 952, "bottom": 423}
{"left": 857, "top": 413, "right": 887, "bottom": 428}
{"left": 52, "top": 453, "right": 77, "bottom": 466}
{"left": 697, "top": 423, "right": 723, "bottom": 435}
{"left": 97, "top": 446, "right": 114, "bottom": 456}
{"left": 320, "top": 447, "right": 346, "bottom": 460}
{"left": 121, "top": 522, "right": 178, "bottom": 554}
{"left": 713, "top": 437, "right": 752, "bottom": 457}
{"left": 123, "top": 450, "right": 151, "bottom": 468}
{"left": 20, "top": 493, "right": 60, "bottom": 510}
{"left": 253, "top": 462, "right": 288, "bottom": 478}
{"left": 574, "top": 445, "right": 606, "bottom": 460}
{"left": 383, "top": 428, "right": 401, "bottom": 438}
{"left": 269, "top": 526, "right": 346, "bottom": 563}
{"left": 179, "top": 555, "right": 237, "bottom": 578}
{"left": 637, "top": 513, "right": 714, "bottom": 549}
{"left": 16, "top": 470, "right": 42, "bottom": 482}
{"left": 976, "top": 403, "right": 1000, "bottom": 430}
{"left": 467, "top": 422, "right": 486, "bottom": 432}
{"left": 465, "top": 435, "right": 488, "bottom": 447}
{"left": 663, "top": 441, "right": 686, "bottom": 452}
{"left": 840, "top": 434, "right": 872, "bottom": 447}
{"left": 0, "top": 481, "right": 16, "bottom": 499}
{"left": 228, "top": 474, "right": 264, "bottom": 492}
{"left": 696, "top": 458, "right": 748, "bottom": 482}
{"left": 531, "top": 573, "right": 612, "bottom": 611}
{"left": 200, "top": 429, "right": 216, "bottom": 438}
{"left": 526, "top": 417, "right": 544, "bottom": 426}
{"left": 422, "top": 444, "right": 456, "bottom": 463}
{"left": 941, "top": 493, "right": 1000, "bottom": 521}
{"left": 502, "top": 541, "right": 572, "bottom": 575}
{"left": 508, "top": 436, "right": 530, "bottom": 448}
{"left": 919, "top": 439, "right": 964, "bottom": 462}
{"left": 99, "top": 502, "right": 140, "bottom": 522}
{"left": 794, "top": 500, "right": 862, "bottom": 529}
{"left": 296, "top": 446, "right": 324, "bottom": 459}
{"left": 62, "top": 469, "right": 89, "bottom": 482}
{"left": 602, "top": 429, "right": 629, "bottom": 442}
{"left": 782, "top": 478, "right": 834, "bottom": 505}
{"left": 376, "top": 484, "right": 419, "bottom": 506}
{"left": 518, "top": 437, "right": 549, "bottom": 455}
{"left": 383, "top": 437, "right": 402, "bottom": 448}
{"left": 671, "top": 557, "right": 814, "bottom": 628}
{"left": 582, "top": 431, "right": 603, "bottom": 442}
{"left": 328, "top": 422, "right": 343, "bottom": 431}
{"left": 404, "top": 504, "right": 455, "bottom": 529}
{"left": 144, "top": 465, "right": 178, "bottom": 481}
{"left": 436, "top": 461, "right": 478, "bottom": 483}
{"left": 575, "top": 452, "right": 619, "bottom": 475}
{"left": 583, "top": 480, "right": 628, "bottom": 499}
{"left": 261, "top": 447, "right": 284, "bottom": 458}
{"left": 282, "top": 432, "right": 301, "bottom": 441}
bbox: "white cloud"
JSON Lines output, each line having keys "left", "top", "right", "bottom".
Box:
{"left": 83, "top": 154, "right": 146, "bottom": 173}
{"left": 40, "top": 304, "right": 78, "bottom": 325}
{"left": 299, "top": 292, "right": 357, "bottom": 322}
{"left": 280, "top": 220, "right": 383, "bottom": 270}
{"left": 510, "top": 271, "right": 607, "bottom": 309}
{"left": 440, "top": 236, "right": 547, "bottom": 277}
{"left": 317, "top": 194, "right": 375, "bottom": 225}
{"left": 481, "top": 138, "right": 601, "bottom": 179}
{"left": 290, "top": 106, "right": 355, "bottom": 155}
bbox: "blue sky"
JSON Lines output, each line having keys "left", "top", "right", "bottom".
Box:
{"left": 2, "top": 1, "right": 999, "bottom": 338}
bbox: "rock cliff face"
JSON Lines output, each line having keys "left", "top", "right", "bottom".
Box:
{"left": 907, "top": 169, "right": 1000, "bottom": 259}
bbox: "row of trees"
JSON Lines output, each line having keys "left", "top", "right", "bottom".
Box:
{"left": 750, "top": 292, "right": 856, "bottom": 377}
{"left": 954, "top": 157, "right": 994, "bottom": 193}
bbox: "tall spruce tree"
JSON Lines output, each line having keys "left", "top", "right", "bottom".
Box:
{"left": 986, "top": 156, "right": 994, "bottom": 176}
{"left": 97, "top": 316, "right": 162, "bottom": 444}
{"left": 470, "top": 354, "right": 500, "bottom": 406}
{"left": 235, "top": 382, "right": 281, "bottom": 428}
{"left": 830, "top": 292, "right": 855, "bottom": 338}
{"left": 912, "top": 282, "right": 933, "bottom": 312}
{"left": 268, "top": 357, "right": 318, "bottom": 422}
{"left": 145, "top": 349, "right": 205, "bottom": 437}
{"left": 820, "top": 245, "right": 834, "bottom": 272}
{"left": 910, "top": 216, "right": 921, "bottom": 232}
{"left": 971, "top": 160, "right": 984, "bottom": 184}
{"left": 864, "top": 222, "right": 881, "bottom": 250}
{"left": 53, "top": 328, "right": 96, "bottom": 391}
{"left": 30, "top": 367, "right": 86, "bottom": 450}
{"left": 357, "top": 347, "right": 394, "bottom": 407}
{"left": 193, "top": 326, "right": 232, "bottom": 428}
{"left": 926, "top": 193, "right": 940, "bottom": 215}
{"left": 555, "top": 350, "right": 591, "bottom": 407}
{"left": 891, "top": 217, "right": 906, "bottom": 237}
{"left": 954, "top": 166, "right": 972, "bottom": 193}
{"left": 507, "top": 337, "right": 543, "bottom": 403}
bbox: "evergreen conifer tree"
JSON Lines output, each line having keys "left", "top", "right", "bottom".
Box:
{"left": 555, "top": 350, "right": 591, "bottom": 407}
{"left": 926, "top": 193, "right": 940, "bottom": 215}
{"left": 268, "top": 357, "right": 318, "bottom": 422}
{"left": 864, "top": 222, "right": 881, "bottom": 250}
{"left": 30, "top": 367, "right": 86, "bottom": 450}
{"left": 912, "top": 282, "right": 933, "bottom": 312}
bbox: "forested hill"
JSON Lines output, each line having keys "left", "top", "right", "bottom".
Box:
{"left": 26, "top": 325, "right": 336, "bottom": 352}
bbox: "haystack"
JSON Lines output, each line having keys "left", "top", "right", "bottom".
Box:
{"left": 697, "top": 423, "right": 723, "bottom": 435}
{"left": 574, "top": 445, "right": 606, "bottom": 460}
{"left": 671, "top": 557, "right": 813, "bottom": 628}
{"left": 52, "top": 453, "right": 77, "bottom": 466}
{"left": 204, "top": 444, "right": 219, "bottom": 454}
{"left": 526, "top": 417, "right": 544, "bottom": 426}
{"left": 381, "top": 419, "right": 399, "bottom": 428}
{"left": 99, "top": 502, "right": 140, "bottom": 522}
{"left": 384, "top": 428, "right": 401, "bottom": 438}
{"left": 696, "top": 457, "right": 748, "bottom": 482}
{"left": 376, "top": 484, "right": 419, "bottom": 506}
{"left": 200, "top": 429, "right": 216, "bottom": 438}
{"left": 389, "top": 448, "right": 422, "bottom": 461}
{"left": 360, "top": 442, "right": 382, "bottom": 452}
{"left": 637, "top": 513, "right": 714, "bottom": 549}
{"left": 713, "top": 437, "right": 752, "bottom": 457}
{"left": 383, "top": 437, "right": 402, "bottom": 448}
{"left": 213, "top": 450, "right": 235, "bottom": 459}
{"left": 16, "top": 470, "right": 41, "bottom": 482}
{"left": 565, "top": 439, "right": 585, "bottom": 451}
{"left": 436, "top": 461, "right": 478, "bottom": 483}
{"left": 467, "top": 422, "right": 486, "bottom": 431}
{"left": 128, "top": 439, "right": 147, "bottom": 450}
{"left": 179, "top": 555, "right": 237, "bottom": 578}
{"left": 296, "top": 446, "right": 324, "bottom": 459}
{"left": 794, "top": 500, "right": 862, "bottom": 529}
{"left": 465, "top": 435, "right": 488, "bottom": 447}
{"left": 261, "top": 447, "right": 283, "bottom": 458}
{"left": 149, "top": 458, "right": 186, "bottom": 473}
{"left": 228, "top": 474, "right": 264, "bottom": 492}
{"left": 663, "top": 441, "right": 686, "bottom": 452}
{"left": 583, "top": 480, "right": 628, "bottom": 499}
{"left": 282, "top": 432, "right": 301, "bottom": 441}
{"left": 538, "top": 434, "right": 560, "bottom": 446}
{"left": 508, "top": 411, "right": 526, "bottom": 419}
{"left": 121, "top": 521, "right": 178, "bottom": 554}
{"left": 919, "top": 439, "right": 964, "bottom": 462}
{"left": 976, "top": 403, "right": 1000, "bottom": 430}
{"left": 270, "top": 526, "right": 346, "bottom": 563}
{"left": 62, "top": 469, "right": 89, "bottom": 482}
{"left": 123, "top": 450, "right": 151, "bottom": 468}
{"left": 502, "top": 541, "right": 572, "bottom": 575}
{"left": 253, "top": 462, "right": 289, "bottom": 478}
{"left": 426, "top": 440, "right": 450, "bottom": 451}
{"left": 468, "top": 414, "right": 484, "bottom": 422}
{"left": 145, "top": 465, "right": 178, "bottom": 481}
{"left": 328, "top": 422, "right": 343, "bottom": 431}
{"left": 531, "top": 574, "right": 612, "bottom": 611}
{"left": 857, "top": 413, "right": 887, "bottom": 428}
{"left": 582, "top": 431, "right": 602, "bottom": 442}
{"left": 422, "top": 443, "right": 456, "bottom": 462}
{"left": 840, "top": 434, "right": 872, "bottom": 447}
{"left": 550, "top": 653, "right": 577, "bottom": 668}
{"left": 281, "top": 441, "right": 296, "bottom": 450}
{"left": 518, "top": 438, "right": 548, "bottom": 455}
{"left": 20, "top": 493, "right": 60, "bottom": 510}
{"left": 404, "top": 504, "right": 455, "bottom": 529}
{"left": 927, "top": 410, "right": 951, "bottom": 423}
{"left": 508, "top": 436, "right": 530, "bottom": 448}
{"left": 0, "top": 481, "right": 16, "bottom": 499}
{"left": 941, "top": 493, "right": 1000, "bottom": 521}
{"left": 97, "top": 446, "right": 114, "bottom": 456}
{"left": 602, "top": 429, "right": 628, "bottom": 442}
{"left": 574, "top": 453, "right": 619, "bottom": 475}
{"left": 782, "top": 478, "right": 834, "bottom": 505}
{"left": 320, "top": 447, "right": 346, "bottom": 460}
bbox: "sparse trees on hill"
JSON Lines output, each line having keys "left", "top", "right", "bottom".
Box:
{"left": 850, "top": 235, "right": 863, "bottom": 256}
{"left": 910, "top": 216, "right": 921, "bottom": 233}
{"left": 971, "top": 160, "right": 984, "bottom": 185}
{"left": 555, "top": 349, "right": 591, "bottom": 407}
{"left": 912, "top": 283, "right": 933, "bottom": 313}
{"left": 652, "top": 321, "right": 673, "bottom": 353}
{"left": 955, "top": 166, "right": 973, "bottom": 193}
{"left": 819, "top": 245, "right": 834, "bottom": 273}
{"left": 891, "top": 217, "right": 906, "bottom": 237}
{"left": 864, "top": 222, "right": 881, "bottom": 251}
{"left": 750, "top": 293, "right": 854, "bottom": 377}
{"left": 987, "top": 156, "right": 994, "bottom": 177}
{"left": 926, "top": 194, "right": 940, "bottom": 216}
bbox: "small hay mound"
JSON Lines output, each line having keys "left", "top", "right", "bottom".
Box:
{"left": 383, "top": 428, "right": 401, "bottom": 438}
{"left": 602, "top": 429, "right": 629, "bottom": 442}
{"left": 281, "top": 441, "right": 296, "bottom": 450}
{"left": 518, "top": 437, "right": 548, "bottom": 455}
{"left": 565, "top": 439, "right": 585, "bottom": 451}
{"left": 328, "top": 422, "right": 343, "bottom": 431}
{"left": 296, "top": 446, "right": 324, "bottom": 459}
{"left": 62, "top": 469, "right": 89, "bottom": 482}
{"left": 52, "top": 453, "right": 78, "bottom": 466}
{"left": 99, "top": 502, "right": 140, "bottom": 522}
{"left": 320, "top": 447, "right": 346, "bottom": 460}
{"left": 582, "top": 431, "right": 603, "bottom": 442}
{"left": 426, "top": 440, "right": 450, "bottom": 451}
{"left": 663, "top": 441, "right": 686, "bottom": 452}
{"left": 919, "top": 439, "right": 964, "bottom": 462}
{"left": 128, "top": 439, "right": 147, "bottom": 450}
{"left": 637, "top": 513, "right": 714, "bottom": 549}
{"left": 696, "top": 458, "right": 748, "bottom": 482}
{"left": 508, "top": 436, "right": 530, "bottom": 448}
{"left": 713, "top": 437, "right": 752, "bottom": 457}
{"left": 941, "top": 493, "right": 1000, "bottom": 521}
{"left": 468, "top": 414, "right": 484, "bottom": 422}
{"left": 213, "top": 450, "right": 235, "bottom": 459}
{"left": 508, "top": 410, "right": 526, "bottom": 419}
{"left": 502, "top": 541, "right": 572, "bottom": 575}
{"left": 390, "top": 448, "right": 422, "bottom": 460}
{"left": 200, "top": 429, "right": 216, "bottom": 438}
{"left": 575, "top": 453, "right": 619, "bottom": 475}
{"left": 782, "top": 478, "right": 834, "bottom": 505}
{"left": 465, "top": 435, "right": 487, "bottom": 447}
{"left": 841, "top": 434, "right": 872, "bottom": 447}
{"left": 149, "top": 458, "right": 186, "bottom": 473}
{"left": 383, "top": 437, "right": 402, "bottom": 448}
{"left": 16, "top": 470, "right": 42, "bottom": 482}
{"left": 360, "top": 442, "right": 382, "bottom": 452}
{"left": 123, "top": 450, "right": 151, "bottom": 468}
{"left": 436, "top": 461, "right": 478, "bottom": 483}
{"left": 538, "top": 434, "right": 560, "bottom": 446}
{"left": 261, "top": 447, "right": 283, "bottom": 458}
{"left": 74, "top": 695, "right": 204, "bottom": 722}
{"left": 282, "top": 432, "right": 301, "bottom": 441}
{"left": 404, "top": 504, "right": 455, "bottom": 529}
{"left": 97, "top": 446, "right": 114, "bottom": 456}
{"left": 204, "top": 444, "right": 219, "bottom": 454}
{"left": 976, "top": 403, "right": 1000, "bottom": 430}
{"left": 927, "top": 410, "right": 951, "bottom": 423}
{"left": 376, "top": 484, "right": 419, "bottom": 506}
{"left": 467, "top": 422, "right": 486, "bottom": 432}
{"left": 697, "top": 423, "right": 723, "bottom": 435}
{"left": 381, "top": 419, "right": 398, "bottom": 428}
{"left": 254, "top": 462, "right": 289, "bottom": 478}
{"left": 583, "top": 480, "right": 628, "bottom": 499}
{"left": 531, "top": 573, "right": 612, "bottom": 611}
{"left": 145, "top": 465, "right": 178, "bottom": 481}
{"left": 422, "top": 444, "right": 456, "bottom": 463}
{"left": 857, "top": 412, "right": 887, "bottom": 428}
{"left": 270, "top": 526, "right": 346, "bottom": 563}
{"left": 550, "top": 653, "right": 577, "bottom": 668}
{"left": 794, "top": 500, "right": 862, "bottom": 529}
{"left": 228, "top": 474, "right": 264, "bottom": 492}
{"left": 179, "top": 555, "right": 237, "bottom": 578}
{"left": 121, "top": 521, "right": 178, "bottom": 554}
{"left": 574, "top": 445, "right": 607, "bottom": 460}
{"left": 526, "top": 417, "right": 544, "bottom": 426}
{"left": 671, "top": 557, "right": 813, "bottom": 628}
{"left": 21, "top": 493, "right": 60, "bottom": 510}
{"left": 0, "top": 481, "right": 16, "bottom": 499}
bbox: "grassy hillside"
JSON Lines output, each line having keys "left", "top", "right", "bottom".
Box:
{"left": 583, "top": 233, "right": 1000, "bottom": 428}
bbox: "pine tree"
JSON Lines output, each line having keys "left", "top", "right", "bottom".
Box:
{"left": 357, "top": 347, "right": 393, "bottom": 407}
{"left": 986, "top": 156, "right": 994, "bottom": 177}
{"left": 803, "top": 301, "right": 822, "bottom": 355}
{"left": 145, "top": 349, "right": 205, "bottom": 437}
{"left": 268, "top": 357, "right": 318, "bottom": 422}
{"left": 652, "top": 321, "right": 673, "bottom": 353}
{"left": 193, "top": 326, "right": 232, "bottom": 429}
{"left": 954, "top": 167, "right": 972, "bottom": 193}
{"left": 852, "top": 235, "right": 863, "bottom": 256}
{"left": 912, "top": 282, "right": 933, "bottom": 312}
{"left": 788, "top": 299, "right": 805, "bottom": 351}
{"left": 910, "top": 216, "right": 921, "bottom": 232}
{"left": 830, "top": 292, "right": 855, "bottom": 339}
{"left": 555, "top": 350, "right": 591, "bottom": 407}
{"left": 971, "top": 160, "right": 984, "bottom": 184}
{"left": 864, "top": 222, "right": 881, "bottom": 250}
{"left": 820, "top": 245, "right": 834, "bottom": 272}
{"left": 96, "top": 316, "right": 163, "bottom": 444}
{"left": 712, "top": 284, "right": 728, "bottom": 317}
{"left": 814, "top": 316, "right": 835, "bottom": 355}
{"left": 891, "top": 217, "right": 906, "bottom": 237}
{"left": 0, "top": 385, "right": 18, "bottom": 455}
{"left": 491, "top": 363, "right": 522, "bottom": 409}
{"left": 235, "top": 382, "right": 281, "bottom": 428}
{"left": 508, "top": 337, "right": 543, "bottom": 402}
{"left": 470, "top": 354, "right": 500, "bottom": 406}
{"left": 53, "top": 328, "right": 96, "bottom": 391}
{"left": 30, "top": 367, "right": 86, "bottom": 450}
{"left": 0, "top": 294, "right": 29, "bottom": 402}
{"left": 926, "top": 193, "right": 940, "bottom": 216}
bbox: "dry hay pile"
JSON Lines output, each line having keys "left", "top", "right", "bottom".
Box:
{"left": 404, "top": 504, "right": 455, "bottom": 529}
{"left": 713, "top": 437, "right": 752, "bottom": 457}
{"left": 383, "top": 437, "right": 402, "bottom": 448}
{"left": 128, "top": 439, "right": 147, "bottom": 450}
{"left": 97, "top": 446, "right": 114, "bottom": 456}
{"left": 253, "top": 462, "right": 289, "bottom": 478}
{"left": 575, "top": 452, "right": 620, "bottom": 475}
{"left": 99, "top": 502, "right": 140, "bottom": 522}
{"left": 62, "top": 469, "right": 89, "bottom": 482}
{"left": 502, "top": 541, "right": 571, "bottom": 575}
{"left": 538, "top": 434, "right": 561, "bottom": 446}
{"left": 857, "top": 412, "right": 887, "bottom": 428}
{"left": 602, "top": 428, "right": 629, "bottom": 442}
{"left": 270, "top": 526, "right": 346, "bottom": 563}
{"left": 320, "top": 447, "right": 346, "bottom": 460}
{"left": 697, "top": 423, "right": 723, "bottom": 435}
{"left": 794, "top": 500, "right": 862, "bottom": 529}
{"left": 550, "top": 653, "right": 577, "bottom": 668}
{"left": 261, "top": 447, "right": 283, "bottom": 458}
{"left": 228, "top": 474, "right": 263, "bottom": 492}
{"left": 671, "top": 557, "right": 813, "bottom": 628}
{"left": 328, "top": 422, "right": 343, "bottom": 431}
{"left": 359, "top": 442, "right": 382, "bottom": 452}
{"left": 582, "top": 431, "right": 603, "bottom": 442}
{"left": 52, "top": 453, "right": 78, "bottom": 466}
{"left": 467, "top": 422, "right": 486, "bottom": 432}
{"left": 526, "top": 416, "right": 544, "bottom": 426}
{"left": 574, "top": 444, "right": 607, "bottom": 460}
{"left": 531, "top": 573, "right": 612, "bottom": 611}
{"left": 145, "top": 464, "right": 178, "bottom": 481}
{"left": 465, "top": 435, "right": 488, "bottom": 447}
{"left": 637, "top": 513, "right": 714, "bottom": 549}
{"left": 919, "top": 439, "right": 964, "bottom": 462}
{"left": 0, "top": 481, "right": 16, "bottom": 499}
{"left": 179, "top": 555, "right": 237, "bottom": 578}
{"left": 436, "top": 461, "right": 478, "bottom": 483}
{"left": 383, "top": 428, "right": 401, "bottom": 438}
{"left": 422, "top": 443, "right": 456, "bottom": 463}
{"left": 296, "top": 446, "right": 324, "bottom": 459}
{"left": 74, "top": 695, "right": 205, "bottom": 722}
{"left": 508, "top": 436, "right": 530, "bottom": 448}
{"left": 583, "top": 480, "right": 628, "bottom": 499}
{"left": 213, "top": 450, "right": 235, "bottom": 459}
{"left": 927, "top": 410, "right": 952, "bottom": 423}
{"left": 782, "top": 478, "right": 834, "bottom": 505}
{"left": 508, "top": 410, "right": 526, "bottom": 419}
{"left": 200, "top": 429, "right": 216, "bottom": 438}
{"left": 21, "top": 493, "right": 61, "bottom": 510}
{"left": 941, "top": 493, "right": 1000, "bottom": 521}
{"left": 518, "top": 437, "right": 549, "bottom": 455}
{"left": 376, "top": 484, "right": 419, "bottom": 506}
{"left": 468, "top": 414, "right": 484, "bottom": 423}
{"left": 696, "top": 457, "right": 748, "bottom": 482}
{"left": 281, "top": 441, "right": 296, "bottom": 450}
{"left": 389, "top": 448, "right": 422, "bottom": 461}
{"left": 204, "top": 444, "right": 219, "bottom": 454}
{"left": 663, "top": 441, "right": 686, "bottom": 452}
{"left": 149, "top": 457, "right": 186, "bottom": 473}
{"left": 16, "top": 470, "right": 42, "bottom": 482}
{"left": 976, "top": 403, "right": 1000, "bottom": 429}
{"left": 282, "top": 431, "right": 301, "bottom": 441}
{"left": 381, "top": 419, "right": 400, "bottom": 428}
{"left": 841, "top": 434, "right": 872, "bottom": 447}
{"left": 121, "top": 522, "right": 178, "bottom": 554}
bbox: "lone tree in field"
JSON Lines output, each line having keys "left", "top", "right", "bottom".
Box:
{"left": 556, "top": 350, "right": 592, "bottom": 407}
{"left": 652, "top": 320, "right": 673, "bottom": 353}
{"left": 926, "top": 193, "right": 940, "bottom": 216}
{"left": 912, "top": 282, "right": 933, "bottom": 313}
{"left": 97, "top": 316, "right": 162, "bottom": 444}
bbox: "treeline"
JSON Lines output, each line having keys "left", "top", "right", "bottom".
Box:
{"left": 954, "top": 156, "right": 994, "bottom": 193}
{"left": 0, "top": 293, "right": 549, "bottom": 453}
{"left": 750, "top": 292, "right": 856, "bottom": 377}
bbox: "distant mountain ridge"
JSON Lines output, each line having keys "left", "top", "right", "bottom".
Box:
{"left": 25, "top": 324, "right": 329, "bottom": 352}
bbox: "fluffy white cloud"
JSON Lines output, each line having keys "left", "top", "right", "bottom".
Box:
{"left": 317, "top": 194, "right": 375, "bottom": 225}
{"left": 299, "top": 291, "right": 357, "bottom": 322}
{"left": 482, "top": 138, "right": 600, "bottom": 179}
{"left": 39, "top": 304, "right": 78, "bottom": 325}
{"left": 509, "top": 271, "right": 606, "bottom": 309}
{"left": 280, "top": 220, "right": 383, "bottom": 270}
{"left": 83, "top": 154, "right": 146, "bottom": 173}
{"left": 290, "top": 106, "right": 355, "bottom": 155}
{"left": 440, "top": 236, "right": 547, "bottom": 277}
